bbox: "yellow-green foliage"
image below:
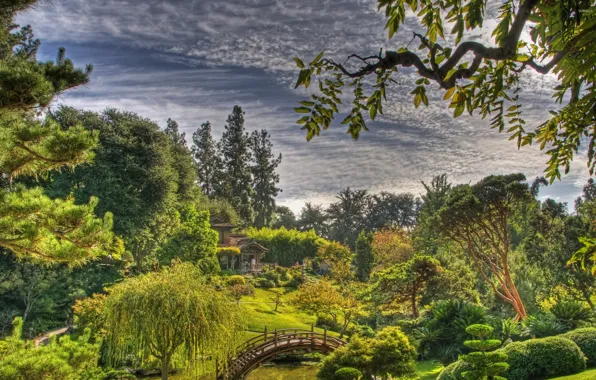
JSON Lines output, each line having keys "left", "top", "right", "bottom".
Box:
{"left": 0, "top": 317, "right": 101, "bottom": 380}
{"left": 226, "top": 275, "right": 246, "bottom": 286}
{"left": 217, "top": 246, "right": 241, "bottom": 256}
{"left": 102, "top": 263, "right": 244, "bottom": 378}
{"left": 245, "top": 227, "right": 328, "bottom": 266}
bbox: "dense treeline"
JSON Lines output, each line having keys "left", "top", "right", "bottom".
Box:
{"left": 273, "top": 189, "right": 420, "bottom": 248}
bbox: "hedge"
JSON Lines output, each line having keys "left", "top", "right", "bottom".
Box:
{"left": 245, "top": 227, "right": 329, "bottom": 266}
{"left": 561, "top": 328, "right": 596, "bottom": 366}
{"left": 502, "top": 337, "right": 585, "bottom": 380}
{"left": 437, "top": 336, "right": 586, "bottom": 380}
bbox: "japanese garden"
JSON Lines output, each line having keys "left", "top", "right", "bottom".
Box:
{"left": 1, "top": 0, "right": 596, "bottom": 379}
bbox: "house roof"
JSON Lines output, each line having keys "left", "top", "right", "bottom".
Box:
{"left": 219, "top": 233, "right": 269, "bottom": 253}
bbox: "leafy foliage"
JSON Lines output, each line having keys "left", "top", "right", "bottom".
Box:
{"left": 0, "top": 317, "right": 102, "bottom": 380}
{"left": 317, "top": 326, "right": 416, "bottom": 380}
{"left": 156, "top": 207, "right": 219, "bottom": 274}
{"left": 501, "top": 336, "right": 586, "bottom": 380}
{"left": 460, "top": 324, "right": 508, "bottom": 380}
{"left": 354, "top": 230, "right": 374, "bottom": 282}
{"left": 560, "top": 328, "right": 596, "bottom": 366}
{"left": 434, "top": 174, "right": 532, "bottom": 319}
{"left": 245, "top": 227, "right": 328, "bottom": 266}
{"left": 368, "top": 255, "right": 441, "bottom": 317}
{"left": 250, "top": 129, "right": 282, "bottom": 228}
{"left": 102, "top": 263, "right": 244, "bottom": 379}
{"left": 292, "top": 0, "right": 596, "bottom": 182}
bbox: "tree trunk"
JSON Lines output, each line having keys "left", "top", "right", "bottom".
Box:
{"left": 411, "top": 285, "right": 418, "bottom": 318}
{"left": 161, "top": 355, "right": 171, "bottom": 380}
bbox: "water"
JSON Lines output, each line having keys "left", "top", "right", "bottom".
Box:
{"left": 157, "top": 363, "right": 319, "bottom": 379}
{"left": 247, "top": 364, "right": 319, "bottom": 379}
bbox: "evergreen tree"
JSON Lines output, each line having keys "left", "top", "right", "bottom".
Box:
{"left": 0, "top": 2, "right": 120, "bottom": 265}
{"left": 218, "top": 106, "right": 254, "bottom": 224}
{"left": 354, "top": 230, "right": 374, "bottom": 282}
{"left": 250, "top": 129, "right": 282, "bottom": 228}
{"left": 191, "top": 121, "right": 220, "bottom": 196}
{"left": 298, "top": 202, "right": 328, "bottom": 237}
{"left": 164, "top": 118, "right": 198, "bottom": 204}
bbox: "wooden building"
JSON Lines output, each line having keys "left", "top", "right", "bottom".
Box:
{"left": 212, "top": 223, "right": 269, "bottom": 272}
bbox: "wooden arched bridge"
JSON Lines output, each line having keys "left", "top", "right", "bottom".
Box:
{"left": 216, "top": 327, "right": 346, "bottom": 380}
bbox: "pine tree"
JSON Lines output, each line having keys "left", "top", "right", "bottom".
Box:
{"left": 0, "top": 2, "right": 120, "bottom": 265}
{"left": 191, "top": 121, "right": 221, "bottom": 196}
{"left": 218, "top": 106, "right": 254, "bottom": 224}
{"left": 164, "top": 118, "right": 198, "bottom": 204}
{"left": 250, "top": 129, "right": 282, "bottom": 228}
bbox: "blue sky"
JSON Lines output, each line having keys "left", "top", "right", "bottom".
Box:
{"left": 19, "top": 0, "right": 592, "bottom": 212}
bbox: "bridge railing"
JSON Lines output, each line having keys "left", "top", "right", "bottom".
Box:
{"left": 217, "top": 326, "right": 345, "bottom": 379}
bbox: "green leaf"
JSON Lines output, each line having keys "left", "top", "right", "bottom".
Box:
{"left": 294, "top": 107, "right": 311, "bottom": 114}
{"left": 300, "top": 101, "right": 315, "bottom": 107}
{"left": 311, "top": 51, "right": 325, "bottom": 65}
{"left": 370, "top": 104, "right": 378, "bottom": 120}
{"left": 293, "top": 57, "right": 305, "bottom": 68}
{"left": 454, "top": 104, "right": 465, "bottom": 118}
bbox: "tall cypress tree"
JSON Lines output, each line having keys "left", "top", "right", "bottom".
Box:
{"left": 218, "top": 106, "right": 254, "bottom": 224}
{"left": 250, "top": 129, "right": 282, "bottom": 228}
{"left": 0, "top": 2, "right": 120, "bottom": 265}
{"left": 191, "top": 121, "right": 221, "bottom": 196}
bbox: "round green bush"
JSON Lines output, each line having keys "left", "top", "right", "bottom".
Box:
{"left": 334, "top": 367, "right": 363, "bottom": 380}
{"left": 561, "top": 328, "right": 596, "bottom": 366}
{"left": 225, "top": 275, "right": 246, "bottom": 286}
{"left": 502, "top": 336, "right": 586, "bottom": 380}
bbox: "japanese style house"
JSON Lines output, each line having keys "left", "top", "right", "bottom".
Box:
{"left": 212, "top": 223, "right": 269, "bottom": 272}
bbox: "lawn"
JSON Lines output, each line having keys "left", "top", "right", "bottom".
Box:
{"left": 548, "top": 368, "right": 596, "bottom": 379}
{"left": 415, "top": 360, "right": 444, "bottom": 380}
{"left": 239, "top": 287, "right": 339, "bottom": 337}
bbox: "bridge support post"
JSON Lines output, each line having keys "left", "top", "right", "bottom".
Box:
{"left": 274, "top": 329, "right": 277, "bottom": 349}
{"left": 324, "top": 328, "right": 327, "bottom": 346}
{"left": 264, "top": 325, "right": 268, "bottom": 340}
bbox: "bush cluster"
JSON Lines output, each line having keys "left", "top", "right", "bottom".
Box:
{"left": 438, "top": 328, "right": 594, "bottom": 380}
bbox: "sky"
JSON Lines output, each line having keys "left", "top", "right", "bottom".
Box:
{"left": 18, "top": 0, "right": 593, "bottom": 213}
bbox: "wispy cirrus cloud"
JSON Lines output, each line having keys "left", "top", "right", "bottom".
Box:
{"left": 18, "top": 0, "right": 591, "bottom": 211}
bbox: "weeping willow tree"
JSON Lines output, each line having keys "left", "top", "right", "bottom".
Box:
{"left": 102, "top": 263, "right": 245, "bottom": 380}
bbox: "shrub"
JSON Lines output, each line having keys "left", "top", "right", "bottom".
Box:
{"left": 561, "top": 328, "right": 596, "bottom": 366}
{"left": 334, "top": 367, "right": 363, "bottom": 380}
{"left": 460, "top": 324, "right": 508, "bottom": 380}
{"left": 521, "top": 314, "right": 566, "bottom": 338}
{"left": 502, "top": 336, "right": 586, "bottom": 380}
{"left": 225, "top": 275, "right": 246, "bottom": 286}
{"left": 254, "top": 278, "right": 276, "bottom": 288}
{"left": 73, "top": 293, "right": 107, "bottom": 338}
{"left": 550, "top": 301, "right": 593, "bottom": 330}
{"left": 317, "top": 327, "right": 416, "bottom": 379}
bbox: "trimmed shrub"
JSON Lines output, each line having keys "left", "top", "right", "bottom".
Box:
{"left": 334, "top": 367, "right": 362, "bottom": 380}
{"left": 438, "top": 335, "right": 587, "bottom": 380}
{"left": 561, "top": 328, "right": 596, "bottom": 366}
{"left": 225, "top": 275, "right": 246, "bottom": 286}
{"left": 502, "top": 336, "right": 586, "bottom": 380}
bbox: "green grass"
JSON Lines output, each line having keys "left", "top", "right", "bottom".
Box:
{"left": 415, "top": 360, "right": 444, "bottom": 380}
{"left": 547, "top": 368, "right": 596, "bottom": 379}
{"left": 239, "top": 287, "right": 339, "bottom": 337}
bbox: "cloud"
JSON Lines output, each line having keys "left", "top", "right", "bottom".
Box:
{"left": 18, "top": 0, "right": 592, "bottom": 213}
